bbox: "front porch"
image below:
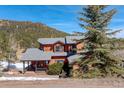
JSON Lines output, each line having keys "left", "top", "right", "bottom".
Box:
{"left": 20, "top": 48, "right": 68, "bottom": 74}
{"left": 22, "top": 60, "right": 49, "bottom": 73}
{"left": 20, "top": 48, "right": 52, "bottom": 73}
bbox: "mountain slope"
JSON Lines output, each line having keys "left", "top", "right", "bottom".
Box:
{"left": 0, "top": 19, "right": 69, "bottom": 60}
{"left": 0, "top": 19, "right": 68, "bottom": 37}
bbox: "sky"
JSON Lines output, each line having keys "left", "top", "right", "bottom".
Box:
{"left": 0, "top": 5, "right": 124, "bottom": 38}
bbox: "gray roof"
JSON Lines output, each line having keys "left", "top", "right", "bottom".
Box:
{"left": 52, "top": 52, "right": 67, "bottom": 56}
{"left": 20, "top": 48, "right": 67, "bottom": 61}
{"left": 37, "top": 36, "right": 84, "bottom": 45}
{"left": 20, "top": 48, "right": 51, "bottom": 61}
{"left": 67, "top": 54, "right": 82, "bottom": 64}
{"left": 66, "top": 36, "right": 84, "bottom": 44}
{"left": 38, "top": 38, "right": 65, "bottom": 44}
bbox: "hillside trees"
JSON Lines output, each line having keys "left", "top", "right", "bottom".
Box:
{"left": 0, "top": 30, "right": 9, "bottom": 59}
{"left": 0, "top": 20, "right": 68, "bottom": 60}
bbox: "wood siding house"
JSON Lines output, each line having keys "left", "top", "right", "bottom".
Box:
{"left": 20, "top": 36, "right": 84, "bottom": 73}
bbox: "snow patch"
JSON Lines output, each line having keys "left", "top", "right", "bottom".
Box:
{"left": 0, "top": 61, "right": 28, "bottom": 71}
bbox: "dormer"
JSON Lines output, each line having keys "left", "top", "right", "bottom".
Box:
{"left": 53, "top": 41, "right": 65, "bottom": 52}
{"left": 38, "top": 38, "right": 65, "bottom": 52}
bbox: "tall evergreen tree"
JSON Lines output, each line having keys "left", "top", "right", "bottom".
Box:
{"left": 78, "top": 5, "right": 124, "bottom": 78}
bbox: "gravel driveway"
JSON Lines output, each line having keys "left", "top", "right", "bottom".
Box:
{"left": 0, "top": 78, "right": 124, "bottom": 88}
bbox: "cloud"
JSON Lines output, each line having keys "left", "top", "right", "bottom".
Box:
{"left": 111, "top": 32, "right": 123, "bottom": 38}
{"left": 113, "top": 30, "right": 124, "bottom": 38}
{"left": 110, "top": 26, "right": 124, "bottom": 38}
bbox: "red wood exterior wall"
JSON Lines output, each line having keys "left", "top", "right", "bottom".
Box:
{"left": 31, "top": 61, "right": 49, "bottom": 68}
{"left": 39, "top": 41, "right": 85, "bottom": 52}
{"left": 40, "top": 44, "right": 54, "bottom": 52}
{"left": 38, "top": 42, "right": 84, "bottom": 66}
{"left": 40, "top": 42, "right": 65, "bottom": 52}
{"left": 49, "top": 56, "right": 68, "bottom": 65}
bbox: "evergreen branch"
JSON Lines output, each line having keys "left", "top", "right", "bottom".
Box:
{"left": 78, "top": 17, "right": 91, "bottom": 24}
{"left": 106, "top": 29, "right": 122, "bottom": 36}
{"left": 99, "top": 9, "right": 116, "bottom": 27}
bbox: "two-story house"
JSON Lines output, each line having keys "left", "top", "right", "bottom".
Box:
{"left": 20, "top": 36, "right": 84, "bottom": 73}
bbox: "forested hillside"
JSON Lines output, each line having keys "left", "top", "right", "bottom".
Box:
{"left": 0, "top": 19, "right": 69, "bottom": 60}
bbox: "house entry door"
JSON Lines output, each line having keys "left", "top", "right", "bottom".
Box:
{"left": 36, "top": 61, "right": 48, "bottom": 71}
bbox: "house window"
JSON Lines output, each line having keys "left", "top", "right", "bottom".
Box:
{"left": 45, "top": 60, "right": 49, "bottom": 64}
{"left": 54, "top": 45, "right": 64, "bottom": 52}
{"left": 56, "top": 60, "right": 64, "bottom": 63}
{"left": 68, "top": 45, "right": 76, "bottom": 54}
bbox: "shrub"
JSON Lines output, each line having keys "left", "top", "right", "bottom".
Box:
{"left": 82, "top": 68, "right": 105, "bottom": 78}
{"left": 72, "top": 69, "right": 82, "bottom": 78}
{"left": 47, "top": 63, "right": 63, "bottom": 75}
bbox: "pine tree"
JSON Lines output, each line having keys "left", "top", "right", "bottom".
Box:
{"left": 78, "top": 5, "right": 124, "bottom": 78}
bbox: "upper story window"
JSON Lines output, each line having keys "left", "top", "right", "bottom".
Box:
{"left": 55, "top": 60, "right": 64, "bottom": 63}
{"left": 54, "top": 44, "right": 64, "bottom": 52}
{"left": 69, "top": 45, "right": 76, "bottom": 52}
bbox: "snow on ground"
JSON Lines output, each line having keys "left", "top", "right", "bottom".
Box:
{"left": 0, "top": 61, "right": 28, "bottom": 71}
{"left": 15, "top": 63, "right": 28, "bottom": 71}
{"left": 0, "top": 61, "right": 8, "bottom": 68}
{"left": 0, "top": 77, "right": 59, "bottom": 81}
{"left": 0, "top": 61, "right": 59, "bottom": 81}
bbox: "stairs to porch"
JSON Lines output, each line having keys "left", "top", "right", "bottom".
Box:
{"left": 35, "top": 71, "right": 47, "bottom": 75}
